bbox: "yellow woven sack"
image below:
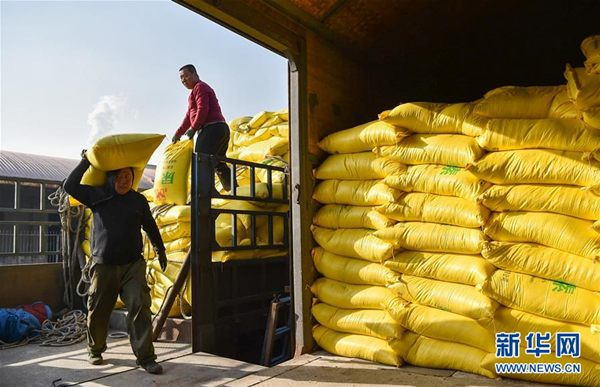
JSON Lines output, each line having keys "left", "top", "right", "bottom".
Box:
{"left": 474, "top": 85, "right": 573, "bottom": 119}
{"left": 312, "top": 247, "right": 400, "bottom": 286}
{"left": 148, "top": 269, "right": 190, "bottom": 317}
{"left": 391, "top": 303, "right": 494, "bottom": 352}
{"left": 317, "top": 120, "right": 408, "bottom": 154}
{"left": 312, "top": 180, "right": 401, "bottom": 206}
{"left": 392, "top": 332, "right": 496, "bottom": 379}
{"left": 376, "top": 135, "right": 484, "bottom": 167}
{"left": 481, "top": 352, "right": 600, "bottom": 387}
{"left": 314, "top": 153, "right": 405, "bottom": 180}
{"left": 228, "top": 116, "right": 252, "bottom": 132}
{"left": 312, "top": 303, "right": 404, "bottom": 340}
{"left": 565, "top": 65, "right": 600, "bottom": 109}
{"left": 141, "top": 188, "right": 155, "bottom": 203}
{"left": 261, "top": 115, "right": 283, "bottom": 128}
{"left": 248, "top": 110, "right": 273, "bottom": 129}
{"left": 154, "top": 139, "right": 193, "bottom": 205}
{"left": 234, "top": 183, "right": 285, "bottom": 207}
{"left": 82, "top": 240, "right": 91, "bottom": 258}
{"left": 213, "top": 246, "right": 287, "bottom": 263}
{"left": 256, "top": 157, "right": 287, "bottom": 183}
{"left": 160, "top": 222, "right": 191, "bottom": 242}
{"left": 212, "top": 200, "right": 270, "bottom": 229}
{"left": 481, "top": 270, "right": 600, "bottom": 325}
{"left": 484, "top": 211, "right": 600, "bottom": 259}
{"left": 143, "top": 237, "right": 190, "bottom": 259}
{"left": 238, "top": 137, "right": 288, "bottom": 162}
{"left": 310, "top": 225, "right": 395, "bottom": 263}
{"left": 154, "top": 205, "right": 191, "bottom": 227}
{"left": 256, "top": 206, "right": 287, "bottom": 245}
{"left": 310, "top": 278, "right": 406, "bottom": 316}
{"left": 231, "top": 127, "right": 272, "bottom": 147}
{"left": 384, "top": 164, "right": 490, "bottom": 201}
{"left": 312, "top": 325, "right": 402, "bottom": 367}
{"left": 313, "top": 204, "right": 395, "bottom": 230}
{"left": 268, "top": 123, "right": 289, "bottom": 138}
{"left": 582, "top": 35, "right": 600, "bottom": 74}
{"left": 481, "top": 307, "right": 600, "bottom": 363}
{"left": 483, "top": 242, "right": 600, "bottom": 292}
{"left": 376, "top": 193, "right": 489, "bottom": 228}
{"left": 468, "top": 149, "right": 600, "bottom": 186}
{"left": 476, "top": 118, "right": 600, "bottom": 151}
{"left": 374, "top": 222, "right": 486, "bottom": 255}
{"left": 384, "top": 251, "right": 496, "bottom": 286}
{"left": 479, "top": 184, "right": 600, "bottom": 220}
{"left": 549, "top": 87, "right": 579, "bottom": 119}
{"left": 583, "top": 106, "right": 600, "bottom": 131}
{"left": 389, "top": 275, "right": 499, "bottom": 319}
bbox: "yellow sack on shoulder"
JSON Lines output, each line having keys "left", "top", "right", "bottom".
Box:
{"left": 384, "top": 164, "right": 490, "bottom": 201}
{"left": 314, "top": 152, "right": 405, "bottom": 180}
{"left": 312, "top": 325, "right": 402, "bottom": 367}
{"left": 392, "top": 332, "right": 496, "bottom": 379}
{"left": 376, "top": 193, "right": 489, "bottom": 228}
{"left": 384, "top": 250, "right": 496, "bottom": 286}
{"left": 479, "top": 184, "right": 600, "bottom": 221}
{"left": 312, "top": 247, "right": 399, "bottom": 286}
{"left": 313, "top": 204, "right": 395, "bottom": 230}
{"left": 481, "top": 270, "right": 600, "bottom": 325}
{"left": 154, "top": 139, "right": 193, "bottom": 205}
{"left": 312, "top": 180, "right": 401, "bottom": 206}
{"left": 484, "top": 211, "right": 600, "bottom": 259}
{"left": 312, "top": 303, "right": 404, "bottom": 340}
{"left": 388, "top": 275, "right": 499, "bottom": 319}
{"left": 476, "top": 118, "right": 600, "bottom": 152}
{"left": 317, "top": 120, "right": 408, "bottom": 154}
{"left": 582, "top": 35, "right": 600, "bottom": 74}
{"left": 376, "top": 134, "right": 484, "bottom": 167}
{"left": 483, "top": 242, "right": 600, "bottom": 292}
{"left": 391, "top": 303, "right": 494, "bottom": 352}
{"left": 311, "top": 225, "right": 395, "bottom": 263}
{"left": 374, "top": 222, "right": 487, "bottom": 255}
{"left": 468, "top": 149, "right": 600, "bottom": 186}
{"left": 564, "top": 65, "right": 600, "bottom": 109}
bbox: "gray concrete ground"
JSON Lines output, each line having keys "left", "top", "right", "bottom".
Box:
{"left": 0, "top": 339, "right": 549, "bottom": 387}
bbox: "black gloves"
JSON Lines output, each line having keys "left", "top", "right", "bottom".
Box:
{"left": 158, "top": 250, "right": 168, "bottom": 272}
{"left": 185, "top": 128, "right": 196, "bottom": 140}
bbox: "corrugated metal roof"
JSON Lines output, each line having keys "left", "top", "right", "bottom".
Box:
{"left": 0, "top": 150, "right": 156, "bottom": 190}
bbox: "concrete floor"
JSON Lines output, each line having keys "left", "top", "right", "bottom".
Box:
{"left": 0, "top": 338, "right": 548, "bottom": 387}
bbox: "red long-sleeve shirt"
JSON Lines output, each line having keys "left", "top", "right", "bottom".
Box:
{"left": 176, "top": 80, "right": 225, "bottom": 137}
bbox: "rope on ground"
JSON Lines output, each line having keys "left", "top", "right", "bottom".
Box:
{"left": 108, "top": 331, "right": 128, "bottom": 339}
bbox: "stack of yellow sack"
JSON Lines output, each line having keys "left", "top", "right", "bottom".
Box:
{"left": 469, "top": 79, "right": 600, "bottom": 385}
{"left": 371, "top": 103, "right": 498, "bottom": 379}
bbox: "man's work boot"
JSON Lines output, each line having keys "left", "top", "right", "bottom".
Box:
{"left": 88, "top": 354, "right": 103, "bottom": 365}
{"left": 140, "top": 360, "right": 163, "bottom": 374}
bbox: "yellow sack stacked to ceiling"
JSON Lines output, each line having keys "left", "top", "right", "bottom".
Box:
{"left": 480, "top": 270, "right": 600, "bottom": 326}
{"left": 384, "top": 164, "right": 491, "bottom": 201}
{"left": 310, "top": 277, "right": 406, "bottom": 316}
{"left": 310, "top": 225, "right": 395, "bottom": 263}
{"left": 317, "top": 120, "right": 409, "bottom": 154}
{"left": 312, "top": 180, "right": 401, "bottom": 206}
{"left": 482, "top": 242, "right": 600, "bottom": 292}
{"left": 376, "top": 193, "right": 490, "bottom": 228}
{"left": 467, "top": 149, "right": 600, "bottom": 186}
{"left": 375, "top": 222, "right": 487, "bottom": 255}
{"left": 476, "top": 118, "right": 600, "bottom": 151}
{"left": 582, "top": 35, "right": 600, "bottom": 74}
{"left": 312, "top": 303, "right": 404, "bottom": 340}
{"left": 391, "top": 303, "right": 494, "bottom": 352}
{"left": 312, "top": 325, "right": 402, "bottom": 367}
{"left": 154, "top": 139, "right": 193, "bottom": 205}
{"left": 314, "top": 152, "right": 405, "bottom": 180}
{"left": 375, "top": 134, "right": 484, "bottom": 167}
{"left": 484, "top": 211, "right": 600, "bottom": 259}
{"left": 473, "top": 85, "right": 577, "bottom": 119}
{"left": 312, "top": 247, "right": 399, "bottom": 286}
{"left": 313, "top": 204, "right": 395, "bottom": 230}
{"left": 392, "top": 332, "right": 497, "bottom": 379}
{"left": 480, "top": 307, "right": 600, "bottom": 363}
{"left": 384, "top": 251, "right": 496, "bottom": 286}
{"left": 479, "top": 184, "right": 600, "bottom": 220}
{"left": 388, "top": 275, "right": 499, "bottom": 319}
{"left": 481, "top": 352, "right": 600, "bottom": 387}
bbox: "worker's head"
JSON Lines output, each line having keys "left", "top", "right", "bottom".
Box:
{"left": 107, "top": 167, "right": 134, "bottom": 195}
{"left": 179, "top": 64, "right": 200, "bottom": 90}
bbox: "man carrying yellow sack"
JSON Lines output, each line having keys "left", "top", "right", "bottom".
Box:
{"left": 172, "top": 64, "right": 235, "bottom": 191}
{"left": 64, "top": 151, "right": 167, "bottom": 374}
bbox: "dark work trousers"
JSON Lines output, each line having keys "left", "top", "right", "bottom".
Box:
{"left": 195, "top": 122, "right": 235, "bottom": 191}
{"left": 87, "top": 259, "right": 156, "bottom": 365}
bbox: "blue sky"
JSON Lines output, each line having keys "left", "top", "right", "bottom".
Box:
{"left": 1, "top": 0, "right": 288, "bottom": 164}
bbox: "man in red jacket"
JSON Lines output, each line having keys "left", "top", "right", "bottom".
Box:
{"left": 172, "top": 64, "right": 234, "bottom": 191}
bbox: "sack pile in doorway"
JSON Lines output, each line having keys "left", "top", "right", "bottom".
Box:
{"left": 311, "top": 35, "right": 600, "bottom": 386}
